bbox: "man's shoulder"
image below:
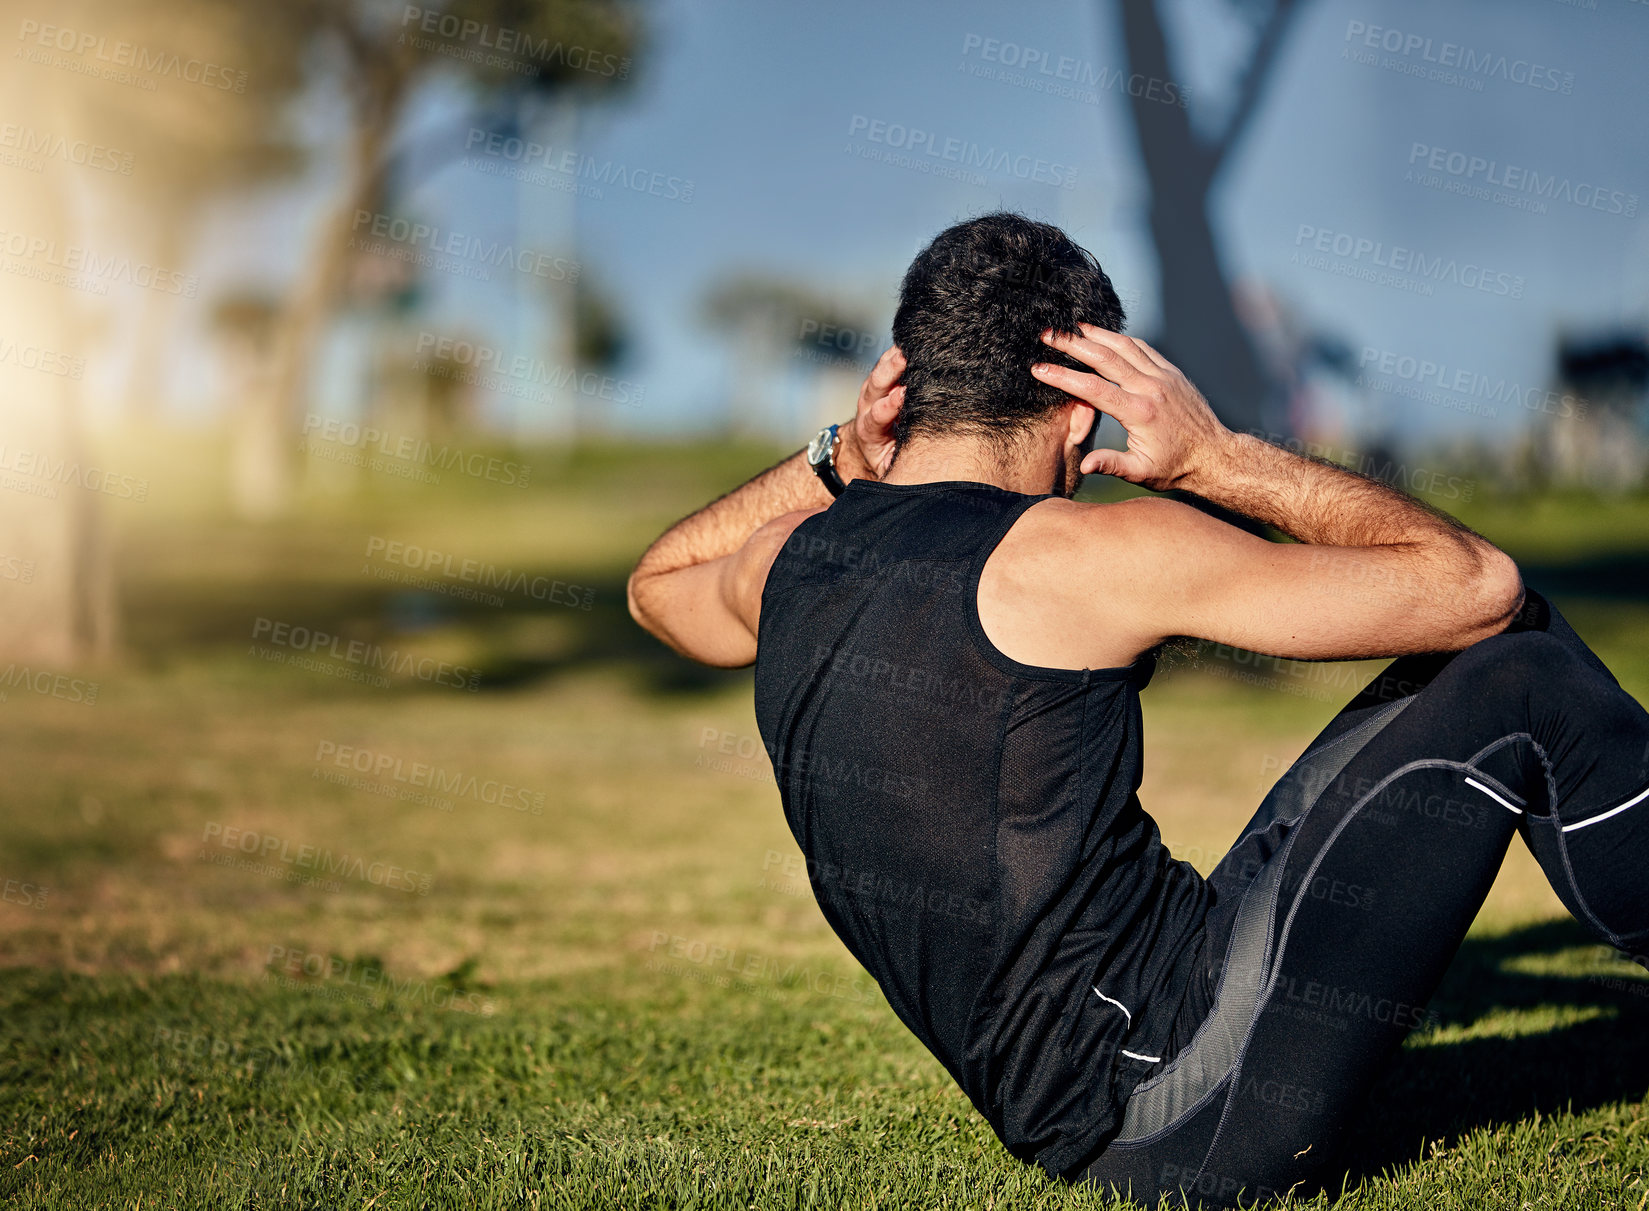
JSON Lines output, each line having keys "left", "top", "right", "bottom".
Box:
{"left": 733, "top": 506, "right": 829, "bottom": 628}
{"left": 1002, "top": 494, "right": 1199, "bottom": 578}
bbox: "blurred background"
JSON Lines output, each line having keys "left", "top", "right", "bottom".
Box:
{"left": 2, "top": 0, "right": 1648, "bottom": 1204}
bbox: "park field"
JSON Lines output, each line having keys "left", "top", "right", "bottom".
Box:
{"left": 2, "top": 435, "right": 1647, "bottom": 1209}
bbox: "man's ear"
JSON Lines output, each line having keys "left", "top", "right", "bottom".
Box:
{"left": 1063, "top": 399, "right": 1096, "bottom": 451}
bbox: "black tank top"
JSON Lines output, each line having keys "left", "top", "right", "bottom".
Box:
{"left": 753, "top": 479, "right": 1210, "bottom": 1177}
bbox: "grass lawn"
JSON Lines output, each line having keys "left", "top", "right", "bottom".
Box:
{"left": 2, "top": 435, "right": 1647, "bottom": 1209}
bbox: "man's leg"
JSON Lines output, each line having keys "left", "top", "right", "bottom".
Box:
{"left": 1079, "top": 593, "right": 1649, "bottom": 1208}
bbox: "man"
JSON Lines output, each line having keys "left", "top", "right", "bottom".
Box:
{"left": 627, "top": 213, "right": 1649, "bottom": 1208}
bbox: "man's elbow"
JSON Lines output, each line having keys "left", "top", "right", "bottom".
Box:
{"left": 1462, "top": 547, "right": 1525, "bottom": 642}
{"left": 626, "top": 567, "right": 661, "bottom": 638}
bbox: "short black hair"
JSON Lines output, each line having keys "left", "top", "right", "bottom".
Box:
{"left": 890, "top": 212, "right": 1125, "bottom": 452}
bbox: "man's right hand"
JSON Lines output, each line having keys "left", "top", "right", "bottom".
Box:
{"left": 1009, "top": 322, "right": 1523, "bottom": 664}
{"left": 1031, "top": 324, "right": 1234, "bottom": 494}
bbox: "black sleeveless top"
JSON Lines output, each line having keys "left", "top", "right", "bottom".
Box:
{"left": 753, "top": 479, "right": 1210, "bottom": 1177}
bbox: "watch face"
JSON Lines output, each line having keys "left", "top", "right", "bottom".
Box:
{"left": 807, "top": 428, "right": 833, "bottom": 466}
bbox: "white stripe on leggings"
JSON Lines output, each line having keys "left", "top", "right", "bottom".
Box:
{"left": 1092, "top": 986, "right": 1132, "bottom": 1023}
{"left": 1093, "top": 989, "right": 1160, "bottom": 1061}
{"left": 1464, "top": 776, "right": 1524, "bottom": 815}
{"left": 1562, "top": 783, "right": 1649, "bottom": 833}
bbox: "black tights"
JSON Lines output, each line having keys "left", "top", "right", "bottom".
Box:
{"left": 1076, "top": 591, "right": 1649, "bottom": 1208}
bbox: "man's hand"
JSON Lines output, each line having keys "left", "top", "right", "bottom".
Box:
{"left": 1031, "top": 324, "right": 1232, "bottom": 492}
{"left": 837, "top": 346, "right": 905, "bottom": 482}
{"left": 1011, "top": 321, "right": 1522, "bottom": 659}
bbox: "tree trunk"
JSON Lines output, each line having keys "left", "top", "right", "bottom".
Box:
{"left": 1117, "top": 0, "right": 1277, "bottom": 436}
{"left": 234, "top": 74, "right": 402, "bottom": 518}
{"left": 121, "top": 216, "right": 189, "bottom": 422}
{"left": 0, "top": 81, "right": 118, "bottom": 664}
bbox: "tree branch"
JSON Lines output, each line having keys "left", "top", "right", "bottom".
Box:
{"left": 1211, "top": 0, "right": 1300, "bottom": 176}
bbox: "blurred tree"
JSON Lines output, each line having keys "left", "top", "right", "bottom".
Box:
{"left": 703, "top": 275, "right": 876, "bottom": 436}
{"left": 245, "top": 0, "right": 642, "bottom": 515}
{"left": 0, "top": 43, "right": 114, "bottom": 663}
{"left": 54, "top": 0, "right": 310, "bottom": 423}
{"left": 210, "top": 292, "right": 286, "bottom": 506}
{"left": 0, "top": 0, "right": 312, "bottom": 661}
{"left": 573, "top": 273, "right": 629, "bottom": 370}
{"left": 1115, "top": 0, "right": 1304, "bottom": 435}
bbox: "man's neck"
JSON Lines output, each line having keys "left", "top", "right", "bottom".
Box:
{"left": 880, "top": 434, "right": 1063, "bottom": 495}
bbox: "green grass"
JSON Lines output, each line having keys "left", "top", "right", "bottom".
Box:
{"left": 2, "top": 432, "right": 1648, "bottom": 1208}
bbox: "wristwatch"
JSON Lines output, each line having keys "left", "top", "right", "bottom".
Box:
{"left": 806, "top": 423, "right": 847, "bottom": 497}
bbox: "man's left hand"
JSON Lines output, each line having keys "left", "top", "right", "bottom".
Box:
{"left": 837, "top": 346, "right": 904, "bottom": 482}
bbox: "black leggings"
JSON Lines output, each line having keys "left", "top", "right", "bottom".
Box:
{"left": 1076, "top": 590, "right": 1649, "bottom": 1208}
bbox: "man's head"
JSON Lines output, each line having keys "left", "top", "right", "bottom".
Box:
{"left": 890, "top": 212, "right": 1125, "bottom": 491}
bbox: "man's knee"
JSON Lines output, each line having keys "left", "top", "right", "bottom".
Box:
{"left": 1442, "top": 628, "right": 1574, "bottom": 696}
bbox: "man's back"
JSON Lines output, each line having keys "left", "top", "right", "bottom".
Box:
{"left": 628, "top": 214, "right": 1544, "bottom": 1203}
{"left": 753, "top": 478, "right": 1208, "bottom": 1176}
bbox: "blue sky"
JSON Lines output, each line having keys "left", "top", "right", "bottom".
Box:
{"left": 181, "top": 0, "right": 1649, "bottom": 451}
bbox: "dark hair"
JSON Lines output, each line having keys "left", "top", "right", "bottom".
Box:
{"left": 890, "top": 212, "right": 1124, "bottom": 452}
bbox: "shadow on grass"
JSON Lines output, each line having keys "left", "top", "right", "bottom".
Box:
{"left": 124, "top": 569, "right": 749, "bottom": 699}
{"left": 1337, "top": 916, "right": 1649, "bottom": 1185}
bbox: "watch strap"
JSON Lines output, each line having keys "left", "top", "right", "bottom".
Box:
{"left": 808, "top": 423, "right": 847, "bottom": 497}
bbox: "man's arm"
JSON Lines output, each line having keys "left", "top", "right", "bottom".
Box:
{"left": 1032, "top": 326, "right": 1523, "bottom": 659}
{"left": 626, "top": 348, "right": 905, "bottom": 666}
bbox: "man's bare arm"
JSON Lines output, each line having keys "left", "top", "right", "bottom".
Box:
{"left": 1033, "top": 326, "right": 1523, "bottom": 657}
{"left": 626, "top": 348, "right": 905, "bottom": 665}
